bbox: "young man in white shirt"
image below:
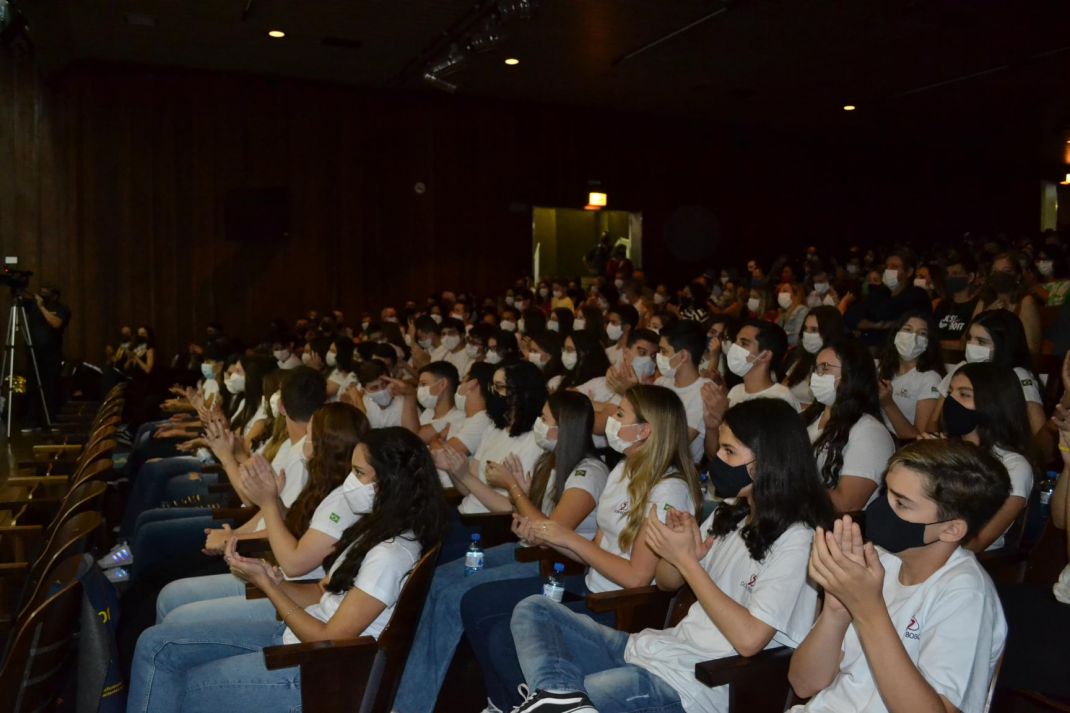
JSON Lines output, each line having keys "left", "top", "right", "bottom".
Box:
{"left": 410, "top": 315, "right": 446, "bottom": 368}
{"left": 724, "top": 320, "right": 799, "bottom": 410}
{"left": 604, "top": 304, "right": 639, "bottom": 367}
{"left": 789, "top": 439, "right": 1010, "bottom": 713}
{"left": 399, "top": 361, "right": 465, "bottom": 444}
{"left": 439, "top": 317, "right": 473, "bottom": 378}
{"left": 654, "top": 320, "right": 712, "bottom": 464}
{"left": 358, "top": 360, "right": 405, "bottom": 429}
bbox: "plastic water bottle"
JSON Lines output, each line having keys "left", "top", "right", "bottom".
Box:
{"left": 464, "top": 534, "right": 484, "bottom": 576}
{"left": 543, "top": 563, "right": 565, "bottom": 602}
{"left": 699, "top": 472, "right": 711, "bottom": 501}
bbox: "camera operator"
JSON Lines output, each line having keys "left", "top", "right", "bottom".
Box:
{"left": 24, "top": 285, "right": 70, "bottom": 425}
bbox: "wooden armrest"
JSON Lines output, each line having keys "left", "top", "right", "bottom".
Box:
{"left": 513, "top": 545, "right": 586, "bottom": 576}
{"left": 4, "top": 476, "right": 69, "bottom": 488}
{"left": 0, "top": 524, "right": 44, "bottom": 536}
{"left": 32, "top": 444, "right": 82, "bottom": 455}
{"left": 0, "top": 561, "right": 30, "bottom": 574}
{"left": 443, "top": 487, "right": 464, "bottom": 507}
{"left": 694, "top": 646, "right": 793, "bottom": 688}
{"left": 457, "top": 511, "right": 518, "bottom": 549}
{"left": 235, "top": 538, "right": 272, "bottom": 558}
{"left": 262, "top": 636, "right": 378, "bottom": 670}
{"left": 586, "top": 586, "right": 675, "bottom": 632}
{"left": 211, "top": 508, "right": 259, "bottom": 525}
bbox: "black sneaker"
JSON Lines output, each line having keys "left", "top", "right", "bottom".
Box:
{"left": 511, "top": 689, "right": 597, "bottom": 713}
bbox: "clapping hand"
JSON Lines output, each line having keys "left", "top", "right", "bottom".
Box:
{"left": 240, "top": 454, "right": 281, "bottom": 507}
{"left": 808, "top": 515, "right": 884, "bottom": 620}
{"left": 645, "top": 506, "right": 714, "bottom": 568}
{"left": 224, "top": 537, "right": 282, "bottom": 589}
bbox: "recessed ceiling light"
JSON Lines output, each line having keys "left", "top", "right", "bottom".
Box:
{"left": 843, "top": 104, "right": 856, "bottom": 111}
{"left": 268, "top": 30, "right": 285, "bottom": 38}
{"left": 504, "top": 58, "right": 520, "bottom": 66}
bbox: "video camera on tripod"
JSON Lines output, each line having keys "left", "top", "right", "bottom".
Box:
{"left": 1, "top": 256, "right": 50, "bottom": 436}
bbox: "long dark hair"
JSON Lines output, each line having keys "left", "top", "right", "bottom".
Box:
{"left": 784, "top": 306, "right": 846, "bottom": 387}
{"left": 968, "top": 310, "right": 1034, "bottom": 374}
{"left": 285, "top": 403, "right": 369, "bottom": 536}
{"left": 579, "top": 305, "right": 605, "bottom": 341}
{"left": 332, "top": 339, "right": 356, "bottom": 373}
{"left": 528, "top": 391, "right": 599, "bottom": 509}
{"left": 325, "top": 428, "right": 450, "bottom": 593}
{"left": 233, "top": 355, "right": 275, "bottom": 431}
{"left": 551, "top": 308, "right": 575, "bottom": 338}
{"left": 486, "top": 361, "right": 547, "bottom": 436}
{"left": 953, "top": 363, "right": 1035, "bottom": 465}
{"left": 710, "top": 399, "right": 834, "bottom": 561}
{"left": 559, "top": 330, "right": 611, "bottom": 390}
{"left": 877, "top": 310, "right": 946, "bottom": 381}
{"left": 529, "top": 331, "right": 565, "bottom": 385}
{"left": 803, "top": 338, "right": 881, "bottom": 488}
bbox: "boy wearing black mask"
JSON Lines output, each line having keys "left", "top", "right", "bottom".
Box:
{"left": 789, "top": 439, "right": 1009, "bottom": 713}
{"left": 935, "top": 254, "right": 979, "bottom": 349}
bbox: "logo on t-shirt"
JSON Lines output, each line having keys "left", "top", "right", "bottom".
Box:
{"left": 904, "top": 616, "right": 921, "bottom": 640}
{"left": 329, "top": 512, "right": 340, "bottom": 524}
{"left": 615, "top": 501, "right": 629, "bottom": 514}
{"left": 574, "top": 469, "right": 587, "bottom": 477}
{"left": 740, "top": 574, "right": 758, "bottom": 591}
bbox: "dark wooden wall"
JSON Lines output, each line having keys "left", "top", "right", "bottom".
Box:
{"left": 0, "top": 52, "right": 1043, "bottom": 364}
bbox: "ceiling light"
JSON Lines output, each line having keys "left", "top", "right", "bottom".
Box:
{"left": 843, "top": 104, "right": 856, "bottom": 111}
{"left": 467, "top": 19, "right": 506, "bottom": 53}
{"left": 504, "top": 58, "right": 519, "bottom": 65}
{"left": 422, "top": 72, "right": 457, "bottom": 94}
{"left": 268, "top": 30, "right": 285, "bottom": 38}
{"left": 426, "top": 43, "right": 467, "bottom": 78}
{"left": 588, "top": 192, "right": 607, "bottom": 207}
{"left": 498, "top": 0, "right": 538, "bottom": 21}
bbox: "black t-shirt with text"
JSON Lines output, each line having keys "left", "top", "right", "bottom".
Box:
{"left": 935, "top": 297, "right": 979, "bottom": 344}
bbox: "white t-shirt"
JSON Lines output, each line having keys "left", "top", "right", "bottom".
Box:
{"left": 883, "top": 367, "right": 941, "bottom": 429}
{"left": 807, "top": 414, "right": 894, "bottom": 507}
{"left": 362, "top": 394, "right": 405, "bottom": 428}
{"left": 794, "top": 547, "right": 1006, "bottom": 713}
{"left": 248, "top": 397, "right": 269, "bottom": 428}
{"left": 788, "top": 378, "right": 813, "bottom": 407}
{"left": 278, "top": 354, "right": 302, "bottom": 370}
{"left": 420, "top": 407, "right": 466, "bottom": 438}
{"left": 726, "top": 382, "right": 802, "bottom": 411}
{"left": 938, "top": 361, "right": 1042, "bottom": 405}
{"left": 282, "top": 533, "right": 422, "bottom": 645}
{"left": 540, "top": 457, "right": 610, "bottom": 541}
{"left": 656, "top": 376, "right": 712, "bottom": 463}
{"left": 254, "top": 435, "right": 309, "bottom": 533}
{"left": 575, "top": 376, "right": 621, "bottom": 406}
{"left": 585, "top": 461, "right": 696, "bottom": 593}
{"left": 988, "top": 446, "right": 1034, "bottom": 551}
{"left": 427, "top": 344, "right": 449, "bottom": 364}
{"left": 443, "top": 349, "right": 473, "bottom": 381}
{"left": 458, "top": 427, "right": 544, "bottom": 515}
{"left": 627, "top": 521, "right": 819, "bottom": 713}
{"left": 327, "top": 369, "right": 358, "bottom": 402}
{"left": 293, "top": 483, "right": 364, "bottom": 580}
{"left": 453, "top": 410, "right": 494, "bottom": 455}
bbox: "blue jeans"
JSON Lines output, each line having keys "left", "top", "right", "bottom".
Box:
{"left": 130, "top": 510, "right": 220, "bottom": 580}
{"left": 163, "top": 472, "right": 218, "bottom": 501}
{"left": 121, "top": 457, "right": 202, "bottom": 537}
{"left": 127, "top": 618, "right": 299, "bottom": 713}
{"left": 394, "top": 543, "right": 538, "bottom": 713}
{"left": 125, "top": 422, "right": 181, "bottom": 478}
{"left": 512, "top": 596, "right": 684, "bottom": 713}
{"left": 157, "top": 573, "right": 275, "bottom": 625}
{"left": 461, "top": 576, "right": 603, "bottom": 710}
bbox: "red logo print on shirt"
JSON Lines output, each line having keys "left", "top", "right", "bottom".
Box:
{"left": 740, "top": 574, "right": 758, "bottom": 590}
{"left": 904, "top": 617, "right": 921, "bottom": 640}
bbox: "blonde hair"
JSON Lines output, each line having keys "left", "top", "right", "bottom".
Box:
{"left": 617, "top": 385, "right": 701, "bottom": 552}
{"left": 261, "top": 409, "right": 289, "bottom": 462}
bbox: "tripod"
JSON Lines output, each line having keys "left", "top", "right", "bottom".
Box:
{"left": 1, "top": 294, "right": 51, "bottom": 437}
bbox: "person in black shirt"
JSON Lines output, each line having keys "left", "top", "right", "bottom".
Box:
{"left": 24, "top": 285, "right": 71, "bottom": 423}
{"left": 935, "top": 253, "right": 980, "bottom": 349}
{"left": 850, "top": 249, "right": 932, "bottom": 348}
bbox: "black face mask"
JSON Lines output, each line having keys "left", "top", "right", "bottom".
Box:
{"left": 136, "top": 336, "right": 148, "bottom": 345}
{"left": 864, "top": 491, "right": 950, "bottom": 554}
{"left": 989, "top": 272, "right": 1018, "bottom": 294}
{"left": 485, "top": 390, "right": 510, "bottom": 429}
{"left": 945, "top": 276, "right": 969, "bottom": 294}
{"left": 708, "top": 455, "right": 753, "bottom": 498}
{"left": 941, "top": 395, "right": 978, "bottom": 437}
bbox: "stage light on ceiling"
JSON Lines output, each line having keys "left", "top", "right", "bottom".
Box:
{"left": 843, "top": 104, "right": 856, "bottom": 111}
{"left": 467, "top": 19, "right": 506, "bottom": 53}
{"left": 586, "top": 192, "right": 607, "bottom": 210}
{"left": 268, "top": 30, "right": 286, "bottom": 38}
{"left": 497, "top": 0, "right": 538, "bottom": 21}
{"left": 504, "top": 57, "right": 519, "bottom": 65}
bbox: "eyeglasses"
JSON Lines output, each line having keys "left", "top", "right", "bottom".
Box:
{"left": 813, "top": 362, "right": 842, "bottom": 376}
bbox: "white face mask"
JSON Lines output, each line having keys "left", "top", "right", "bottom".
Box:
{"left": 964, "top": 342, "right": 992, "bottom": 363}
{"left": 614, "top": 278, "right": 624, "bottom": 289}
{"left": 201, "top": 362, "right": 216, "bottom": 380}
{"left": 326, "top": 352, "right": 338, "bottom": 368}
{"left": 430, "top": 314, "right": 443, "bottom": 324}
{"left": 465, "top": 344, "right": 482, "bottom": 359}
{"left": 632, "top": 355, "right": 656, "bottom": 379}
{"left": 561, "top": 351, "right": 578, "bottom": 370}
{"left": 746, "top": 297, "right": 761, "bottom": 313}
{"left": 527, "top": 351, "right": 546, "bottom": 368}
{"left": 605, "top": 416, "right": 641, "bottom": 453}
{"left": 224, "top": 373, "right": 245, "bottom": 394}
{"left": 882, "top": 269, "right": 900, "bottom": 290}
{"left": 1037, "top": 260, "right": 1054, "bottom": 277}
{"left": 499, "top": 320, "right": 516, "bottom": 333}
{"left": 269, "top": 390, "right": 281, "bottom": 418}
{"left": 813, "top": 282, "right": 830, "bottom": 295}
{"left": 726, "top": 342, "right": 756, "bottom": 377}
{"left": 553, "top": 290, "right": 563, "bottom": 299}
{"left": 342, "top": 472, "right": 376, "bottom": 515}
{"left": 573, "top": 317, "right": 586, "bottom": 331}
{"left": 485, "top": 350, "right": 502, "bottom": 365}
{"left": 454, "top": 387, "right": 468, "bottom": 412}
{"left": 801, "top": 331, "right": 823, "bottom": 354}
{"left": 532, "top": 416, "right": 557, "bottom": 450}
{"left": 777, "top": 293, "right": 793, "bottom": 309}
{"left": 653, "top": 293, "right": 666, "bottom": 305}
{"left": 418, "top": 337, "right": 434, "bottom": 350}
{"left": 894, "top": 331, "right": 928, "bottom": 361}
{"left": 547, "top": 320, "right": 560, "bottom": 332}
{"left": 656, "top": 352, "right": 679, "bottom": 379}
{"left": 913, "top": 278, "right": 929, "bottom": 290}
{"left": 809, "top": 372, "right": 838, "bottom": 406}
{"left": 505, "top": 296, "right": 515, "bottom": 306}
{"left": 517, "top": 318, "right": 527, "bottom": 334}
{"left": 301, "top": 352, "right": 314, "bottom": 366}
{"left": 442, "top": 334, "right": 461, "bottom": 351}
{"left": 368, "top": 387, "right": 394, "bottom": 408}
{"left": 606, "top": 323, "right": 623, "bottom": 341}
{"left": 272, "top": 349, "right": 289, "bottom": 363}
{"left": 416, "top": 383, "right": 440, "bottom": 410}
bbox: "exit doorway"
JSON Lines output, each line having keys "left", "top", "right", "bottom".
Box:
{"left": 532, "top": 207, "right": 642, "bottom": 283}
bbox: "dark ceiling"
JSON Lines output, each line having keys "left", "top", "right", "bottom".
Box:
{"left": 15, "top": 0, "right": 1070, "bottom": 159}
